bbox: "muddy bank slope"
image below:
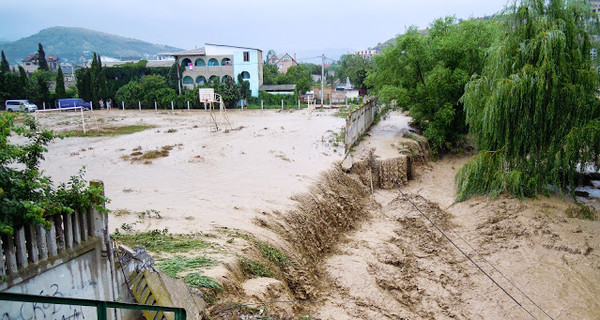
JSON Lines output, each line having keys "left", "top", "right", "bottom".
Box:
{"left": 314, "top": 152, "right": 600, "bottom": 319}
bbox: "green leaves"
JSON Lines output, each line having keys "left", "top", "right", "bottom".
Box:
{"left": 458, "top": 0, "right": 600, "bottom": 201}
{"left": 368, "top": 18, "right": 498, "bottom": 155}
{"left": 0, "top": 113, "right": 108, "bottom": 235}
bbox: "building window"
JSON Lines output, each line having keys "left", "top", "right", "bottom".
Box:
{"left": 182, "top": 76, "right": 194, "bottom": 85}
{"left": 209, "top": 75, "right": 219, "bottom": 83}
{"left": 195, "top": 58, "right": 206, "bottom": 67}
{"left": 221, "top": 58, "right": 232, "bottom": 66}
{"left": 195, "top": 76, "right": 206, "bottom": 84}
{"left": 208, "top": 58, "right": 219, "bottom": 66}
{"left": 241, "top": 71, "right": 250, "bottom": 80}
{"left": 243, "top": 51, "right": 250, "bottom": 62}
{"left": 279, "top": 64, "right": 284, "bottom": 69}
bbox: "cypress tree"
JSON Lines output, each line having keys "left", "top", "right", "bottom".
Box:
{"left": 55, "top": 65, "right": 66, "bottom": 99}
{"left": 0, "top": 51, "right": 9, "bottom": 73}
{"left": 457, "top": 0, "right": 600, "bottom": 201}
{"left": 37, "top": 43, "right": 49, "bottom": 71}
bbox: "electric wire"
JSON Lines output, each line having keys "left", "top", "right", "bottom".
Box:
{"left": 407, "top": 192, "right": 555, "bottom": 320}
{"left": 394, "top": 185, "right": 541, "bottom": 320}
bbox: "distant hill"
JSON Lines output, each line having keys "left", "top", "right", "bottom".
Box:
{"left": 0, "top": 26, "right": 183, "bottom": 66}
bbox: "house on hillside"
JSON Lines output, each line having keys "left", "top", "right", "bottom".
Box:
{"left": 21, "top": 53, "right": 60, "bottom": 73}
{"left": 172, "top": 44, "right": 263, "bottom": 98}
{"left": 275, "top": 53, "right": 298, "bottom": 74}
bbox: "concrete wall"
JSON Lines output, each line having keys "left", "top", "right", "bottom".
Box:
{"left": 344, "top": 97, "right": 379, "bottom": 154}
{"left": 0, "top": 206, "right": 132, "bottom": 320}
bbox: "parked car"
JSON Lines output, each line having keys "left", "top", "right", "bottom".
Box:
{"left": 58, "top": 98, "right": 91, "bottom": 110}
{"left": 4, "top": 100, "right": 38, "bottom": 112}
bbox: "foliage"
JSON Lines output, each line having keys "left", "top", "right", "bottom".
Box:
{"left": 30, "top": 70, "right": 52, "bottom": 107}
{"left": 55, "top": 65, "right": 66, "bottom": 99}
{"left": 457, "top": 0, "right": 600, "bottom": 201}
{"left": 367, "top": 17, "right": 498, "bottom": 154}
{"left": 112, "top": 229, "right": 210, "bottom": 253}
{"left": 0, "top": 113, "right": 107, "bottom": 235}
{"left": 183, "top": 273, "right": 222, "bottom": 291}
{"left": 249, "top": 90, "right": 298, "bottom": 106}
{"left": 255, "top": 241, "right": 292, "bottom": 267}
{"left": 239, "top": 257, "right": 271, "bottom": 278}
{"left": 155, "top": 256, "right": 218, "bottom": 278}
{"left": 115, "top": 74, "right": 178, "bottom": 108}
{"left": 262, "top": 62, "right": 312, "bottom": 94}
{"left": 336, "top": 54, "right": 373, "bottom": 90}
{"left": 37, "top": 43, "right": 49, "bottom": 71}
{"left": 0, "top": 26, "right": 182, "bottom": 66}
{"left": 262, "top": 62, "right": 280, "bottom": 85}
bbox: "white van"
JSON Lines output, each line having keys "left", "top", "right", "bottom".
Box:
{"left": 4, "top": 100, "right": 38, "bottom": 112}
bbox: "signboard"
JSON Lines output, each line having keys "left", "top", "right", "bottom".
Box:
{"left": 199, "top": 88, "right": 215, "bottom": 103}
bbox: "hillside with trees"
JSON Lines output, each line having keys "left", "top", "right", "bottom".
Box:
{"left": 0, "top": 27, "right": 182, "bottom": 65}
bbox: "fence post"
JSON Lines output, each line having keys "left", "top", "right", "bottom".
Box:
{"left": 187, "top": 101, "right": 190, "bottom": 111}
{"left": 2, "top": 235, "right": 17, "bottom": 274}
{"left": 154, "top": 101, "right": 157, "bottom": 113}
{"left": 43, "top": 102, "right": 46, "bottom": 110}
{"left": 281, "top": 100, "right": 283, "bottom": 110}
{"left": 261, "top": 100, "right": 263, "bottom": 110}
{"left": 298, "top": 99, "right": 300, "bottom": 109}
{"left": 171, "top": 101, "right": 174, "bottom": 112}
{"left": 90, "top": 101, "right": 93, "bottom": 111}
{"left": 14, "top": 227, "right": 27, "bottom": 268}
{"left": 139, "top": 101, "right": 141, "bottom": 111}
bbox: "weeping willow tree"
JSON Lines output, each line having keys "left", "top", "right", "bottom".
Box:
{"left": 456, "top": 0, "right": 600, "bottom": 201}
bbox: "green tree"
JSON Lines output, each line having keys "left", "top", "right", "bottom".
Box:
{"left": 55, "top": 65, "right": 66, "bottom": 99}
{"left": 0, "top": 113, "right": 106, "bottom": 235}
{"left": 367, "top": 18, "right": 497, "bottom": 154}
{"left": 31, "top": 70, "right": 52, "bottom": 107}
{"left": 90, "top": 53, "right": 107, "bottom": 106}
{"left": 456, "top": 0, "right": 600, "bottom": 201}
{"left": 284, "top": 65, "right": 311, "bottom": 94}
{"left": 262, "top": 62, "right": 281, "bottom": 85}
{"left": 237, "top": 73, "right": 251, "bottom": 100}
{"left": 76, "top": 68, "right": 92, "bottom": 101}
{"left": 336, "top": 54, "right": 373, "bottom": 90}
{"left": 0, "top": 51, "right": 9, "bottom": 73}
{"left": 37, "top": 43, "right": 49, "bottom": 71}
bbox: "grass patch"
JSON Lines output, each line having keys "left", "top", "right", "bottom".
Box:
{"left": 566, "top": 203, "right": 598, "bottom": 220}
{"left": 184, "top": 273, "right": 222, "bottom": 291}
{"left": 333, "top": 104, "right": 359, "bottom": 118}
{"left": 256, "top": 241, "right": 291, "bottom": 267}
{"left": 246, "top": 104, "right": 308, "bottom": 110}
{"left": 239, "top": 257, "right": 271, "bottom": 278}
{"left": 155, "top": 256, "right": 218, "bottom": 278}
{"left": 69, "top": 125, "right": 155, "bottom": 137}
{"left": 112, "top": 229, "right": 210, "bottom": 253}
{"left": 122, "top": 144, "right": 180, "bottom": 163}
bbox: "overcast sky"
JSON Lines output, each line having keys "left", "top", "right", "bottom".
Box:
{"left": 1, "top": 0, "right": 509, "bottom": 60}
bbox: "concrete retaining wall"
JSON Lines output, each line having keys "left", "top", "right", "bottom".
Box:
{"left": 344, "top": 97, "right": 379, "bottom": 154}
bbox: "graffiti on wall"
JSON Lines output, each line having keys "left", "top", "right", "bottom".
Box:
{"left": 1, "top": 280, "right": 96, "bottom": 320}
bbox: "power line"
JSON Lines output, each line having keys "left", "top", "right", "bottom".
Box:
{"left": 393, "top": 184, "right": 551, "bottom": 320}
{"left": 409, "top": 193, "right": 556, "bottom": 320}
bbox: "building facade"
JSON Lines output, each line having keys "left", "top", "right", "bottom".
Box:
{"left": 274, "top": 53, "right": 298, "bottom": 74}
{"left": 172, "top": 44, "right": 263, "bottom": 97}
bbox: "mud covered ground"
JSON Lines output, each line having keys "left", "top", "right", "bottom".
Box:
{"left": 32, "top": 109, "right": 600, "bottom": 319}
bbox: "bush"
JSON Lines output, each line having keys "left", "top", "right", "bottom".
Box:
{"left": 0, "top": 113, "right": 107, "bottom": 235}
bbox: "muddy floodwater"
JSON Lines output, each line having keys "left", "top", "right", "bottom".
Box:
{"left": 35, "top": 108, "right": 600, "bottom": 319}
{"left": 38, "top": 108, "right": 345, "bottom": 234}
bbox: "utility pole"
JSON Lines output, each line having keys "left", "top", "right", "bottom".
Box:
{"left": 321, "top": 54, "right": 324, "bottom": 108}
